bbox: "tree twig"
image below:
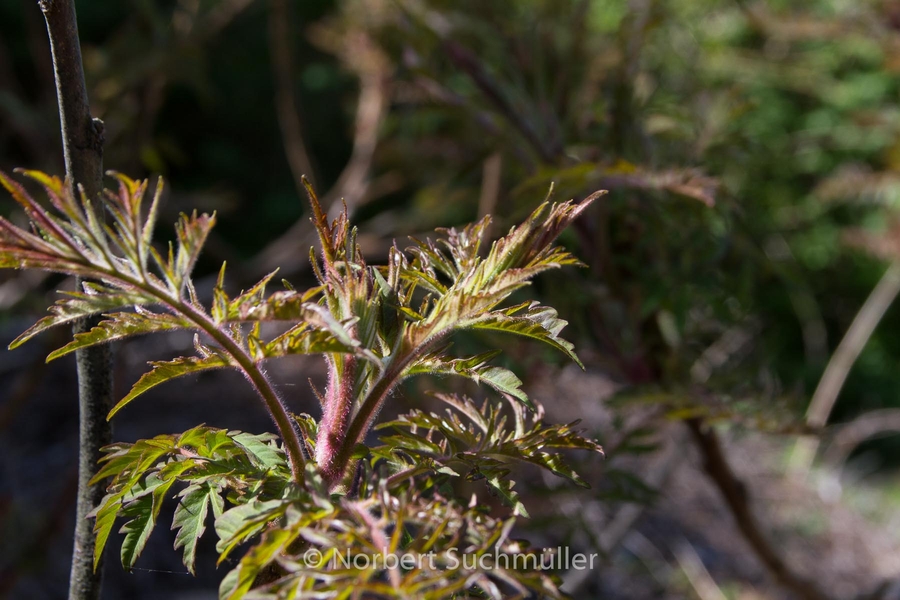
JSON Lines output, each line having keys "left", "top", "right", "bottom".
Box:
{"left": 441, "top": 39, "right": 561, "bottom": 163}
{"left": 789, "top": 261, "right": 900, "bottom": 476}
{"left": 477, "top": 152, "right": 502, "bottom": 238}
{"left": 673, "top": 538, "right": 728, "bottom": 600}
{"left": 255, "top": 32, "right": 388, "bottom": 275}
{"left": 37, "top": 1, "right": 112, "bottom": 599}
{"left": 269, "top": 0, "right": 317, "bottom": 191}
{"left": 686, "top": 418, "right": 828, "bottom": 600}
{"left": 822, "top": 408, "right": 900, "bottom": 470}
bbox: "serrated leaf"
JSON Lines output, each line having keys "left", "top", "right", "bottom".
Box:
{"left": 109, "top": 353, "right": 232, "bottom": 419}
{"left": 10, "top": 289, "right": 156, "bottom": 349}
{"left": 376, "top": 392, "right": 602, "bottom": 512}
{"left": 211, "top": 262, "right": 229, "bottom": 324}
{"left": 226, "top": 269, "right": 281, "bottom": 319}
{"left": 483, "top": 194, "right": 600, "bottom": 278}
{"left": 91, "top": 435, "right": 179, "bottom": 485}
{"left": 120, "top": 460, "right": 186, "bottom": 569}
{"left": 406, "top": 351, "right": 532, "bottom": 409}
{"left": 218, "top": 567, "right": 240, "bottom": 600}
{"left": 463, "top": 303, "right": 582, "bottom": 368}
{"left": 173, "top": 483, "right": 217, "bottom": 574}
{"left": 93, "top": 500, "right": 120, "bottom": 572}
{"left": 379, "top": 433, "right": 445, "bottom": 455}
{"left": 231, "top": 289, "right": 322, "bottom": 321}
{"left": 214, "top": 499, "right": 288, "bottom": 562}
{"left": 486, "top": 475, "right": 529, "bottom": 518}
{"left": 231, "top": 432, "right": 286, "bottom": 470}
{"left": 261, "top": 323, "right": 363, "bottom": 360}
{"left": 47, "top": 311, "right": 192, "bottom": 361}
{"left": 172, "top": 210, "right": 216, "bottom": 291}
{"left": 119, "top": 494, "right": 156, "bottom": 570}
{"left": 93, "top": 467, "right": 170, "bottom": 571}
{"left": 220, "top": 527, "right": 296, "bottom": 600}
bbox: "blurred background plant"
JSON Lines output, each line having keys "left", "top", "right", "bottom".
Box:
{"left": 2, "top": 0, "right": 900, "bottom": 598}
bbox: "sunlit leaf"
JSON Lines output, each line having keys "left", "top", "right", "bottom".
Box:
{"left": 47, "top": 311, "right": 192, "bottom": 361}
{"left": 173, "top": 482, "right": 222, "bottom": 574}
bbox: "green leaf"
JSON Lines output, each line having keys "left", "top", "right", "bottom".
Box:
{"left": 173, "top": 482, "right": 221, "bottom": 574}
{"left": 376, "top": 393, "right": 602, "bottom": 513}
{"left": 231, "top": 432, "right": 286, "bottom": 470}
{"left": 91, "top": 436, "right": 179, "bottom": 485}
{"left": 93, "top": 500, "right": 120, "bottom": 572}
{"left": 46, "top": 311, "right": 192, "bottom": 361}
{"left": 463, "top": 303, "right": 582, "bottom": 368}
{"left": 485, "top": 474, "right": 529, "bottom": 518}
{"left": 230, "top": 289, "right": 321, "bottom": 321}
{"left": 93, "top": 468, "right": 171, "bottom": 571}
{"left": 10, "top": 288, "right": 156, "bottom": 349}
{"left": 119, "top": 494, "right": 156, "bottom": 570}
{"left": 119, "top": 466, "right": 183, "bottom": 570}
{"left": 108, "top": 353, "right": 232, "bottom": 419}
{"left": 262, "top": 323, "right": 365, "bottom": 360}
{"left": 220, "top": 527, "right": 296, "bottom": 600}
{"left": 226, "top": 269, "right": 282, "bottom": 319}
{"left": 406, "top": 350, "right": 533, "bottom": 409}
{"left": 214, "top": 499, "right": 288, "bottom": 562}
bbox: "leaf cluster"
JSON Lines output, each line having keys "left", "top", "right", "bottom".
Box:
{"left": 0, "top": 170, "right": 601, "bottom": 598}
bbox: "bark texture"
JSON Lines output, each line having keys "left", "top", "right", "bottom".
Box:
{"left": 38, "top": 1, "right": 112, "bottom": 599}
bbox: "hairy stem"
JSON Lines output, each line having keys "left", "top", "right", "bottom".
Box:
{"left": 316, "top": 356, "right": 357, "bottom": 483}
{"left": 324, "top": 363, "right": 401, "bottom": 489}
{"left": 38, "top": 1, "right": 111, "bottom": 598}
{"left": 148, "top": 292, "right": 308, "bottom": 484}
{"left": 61, "top": 260, "right": 308, "bottom": 484}
{"left": 325, "top": 334, "right": 443, "bottom": 489}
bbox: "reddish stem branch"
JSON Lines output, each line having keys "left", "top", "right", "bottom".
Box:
{"left": 686, "top": 418, "right": 829, "bottom": 600}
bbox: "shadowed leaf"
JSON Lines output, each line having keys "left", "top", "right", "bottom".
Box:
{"left": 109, "top": 353, "right": 233, "bottom": 419}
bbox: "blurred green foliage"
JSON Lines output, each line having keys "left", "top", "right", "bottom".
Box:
{"left": 318, "top": 0, "right": 900, "bottom": 441}
{"left": 0, "top": 0, "right": 900, "bottom": 452}
{"left": 0, "top": 0, "right": 900, "bottom": 478}
{"left": 0, "top": 0, "right": 352, "bottom": 255}
{"left": 4, "top": 1, "right": 900, "bottom": 597}
{"left": 2, "top": 0, "right": 900, "bottom": 465}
